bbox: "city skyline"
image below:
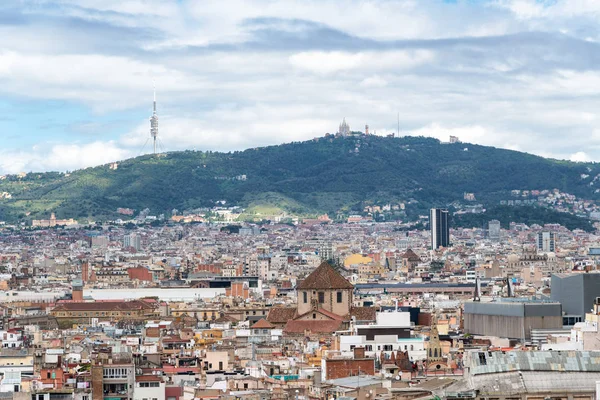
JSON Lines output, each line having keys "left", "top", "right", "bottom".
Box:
{"left": 3, "top": 1, "right": 600, "bottom": 173}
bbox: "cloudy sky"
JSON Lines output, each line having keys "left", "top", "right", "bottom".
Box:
{"left": 2, "top": 0, "right": 600, "bottom": 173}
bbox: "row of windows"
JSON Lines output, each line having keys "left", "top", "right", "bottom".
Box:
{"left": 350, "top": 344, "right": 415, "bottom": 351}
{"left": 302, "top": 291, "right": 344, "bottom": 304}
{"left": 103, "top": 368, "right": 130, "bottom": 378}
{"left": 138, "top": 382, "right": 160, "bottom": 388}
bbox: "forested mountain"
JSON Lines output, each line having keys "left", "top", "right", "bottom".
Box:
{"left": 0, "top": 135, "right": 597, "bottom": 226}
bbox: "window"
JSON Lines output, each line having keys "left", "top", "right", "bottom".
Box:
{"left": 139, "top": 383, "right": 160, "bottom": 388}
{"left": 318, "top": 292, "right": 325, "bottom": 303}
{"left": 303, "top": 292, "right": 307, "bottom": 303}
{"left": 337, "top": 291, "right": 343, "bottom": 303}
{"left": 312, "top": 313, "right": 316, "bottom": 319}
{"left": 383, "top": 345, "right": 393, "bottom": 351}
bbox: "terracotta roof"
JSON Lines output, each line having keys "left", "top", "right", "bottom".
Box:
{"left": 267, "top": 307, "right": 297, "bottom": 324}
{"left": 135, "top": 375, "right": 163, "bottom": 382}
{"left": 402, "top": 249, "right": 421, "bottom": 261}
{"left": 295, "top": 308, "right": 343, "bottom": 321}
{"left": 349, "top": 306, "right": 377, "bottom": 322}
{"left": 214, "top": 314, "right": 236, "bottom": 323}
{"left": 297, "top": 262, "right": 353, "bottom": 290}
{"left": 251, "top": 318, "right": 274, "bottom": 329}
{"left": 52, "top": 300, "right": 155, "bottom": 312}
{"left": 283, "top": 319, "right": 343, "bottom": 334}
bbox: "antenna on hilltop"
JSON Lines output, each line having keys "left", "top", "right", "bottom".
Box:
{"left": 397, "top": 111, "right": 399, "bottom": 138}
{"left": 140, "top": 80, "right": 164, "bottom": 156}
{"left": 150, "top": 80, "right": 159, "bottom": 155}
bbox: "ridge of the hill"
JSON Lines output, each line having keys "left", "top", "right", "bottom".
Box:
{"left": 0, "top": 135, "right": 596, "bottom": 229}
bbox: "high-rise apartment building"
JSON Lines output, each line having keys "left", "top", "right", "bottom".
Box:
{"left": 488, "top": 220, "right": 501, "bottom": 241}
{"left": 537, "top": 231, "right": 556, "bottom": 253}
{"left": 430, "top": 208, "right": 450, "bottom": 249}
{"left": 123, "top": 233, "right": 142, "bottom": 251}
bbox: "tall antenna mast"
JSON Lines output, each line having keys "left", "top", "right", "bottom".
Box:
{"left": 150, "top": 80, "right": 159, "bottom": 155}
{"left": 397, "top": 111, "right": 399, "bottom": 138}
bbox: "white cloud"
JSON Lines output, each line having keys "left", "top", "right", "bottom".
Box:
{"left": 2, "top": 0, "right": 600, "bottom": 174}
{"left": 0, "top": 50, "right": 204, "bottom": 112}
{"left": 570, "top": 151, "right": 591, "bottom": 162}
{"left": 0, "top": 142, "right": 132, "bottom": 174}
{"left": 289, "top": 50, "right": 433, "bottom": 75}
{"left": 360, "top": 75, "right": 388, "bottom": 88}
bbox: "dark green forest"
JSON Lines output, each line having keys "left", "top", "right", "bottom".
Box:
{"left": 0, "top": 135, "right": 597, "bottom": 227}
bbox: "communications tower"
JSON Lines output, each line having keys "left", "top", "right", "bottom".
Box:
{"left": 150, "top": 82, "right": 159, "bottom": 154}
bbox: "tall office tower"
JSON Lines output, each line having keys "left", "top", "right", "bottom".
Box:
{"left": 123, "top": 233, "right": 142, "bottom": 251}
{"left": 537, "top": 231, "right": 556, "bottom": 253}
{"left": 488, "top": 219, "right": 501, "bottom": 241}
{"left": 430, "top": 208, "right": 450, "bottom": 249}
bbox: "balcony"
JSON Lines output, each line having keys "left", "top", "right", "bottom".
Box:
{"left": 103, "top": 383, "right": 129, "bottom": 399}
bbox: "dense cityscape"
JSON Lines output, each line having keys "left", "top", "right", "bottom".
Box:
{"left": 0, "top": 202, "right": 600, "bottom": 399}
{"left": 4, "top": 1, "right": 600, "bottom": 399}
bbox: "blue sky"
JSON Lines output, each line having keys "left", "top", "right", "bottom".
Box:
{"left": 2, "top": 0, "right": 600, "bottom": 173}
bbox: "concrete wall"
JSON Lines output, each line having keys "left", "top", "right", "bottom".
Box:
{"left": 204, "top": 351, "right": 228, "bottom": 372}
{"left": 464, "top": 314, "right": 563, "bottom": 340}
{"left": 551, "top": 274, "right": 600, "bottom": 317}
{"left": 297, "top": 289, "right": 351, "bottom": 316}
{"left": 134, "top": 381, "right": 165, "bottom": 400}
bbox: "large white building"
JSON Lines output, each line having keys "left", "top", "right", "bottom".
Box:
{"left": 339, "top": 311, "right": 425, "bottom": 361}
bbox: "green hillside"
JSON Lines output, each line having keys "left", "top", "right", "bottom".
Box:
{"left": 0, "top": 135, "right": 598, "bottom": 227}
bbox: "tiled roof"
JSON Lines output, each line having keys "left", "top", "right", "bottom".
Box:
{"left": 297, "top": 262, "right": 353, "bottom": 290}
{"left": 402, "top": 249, "right": 421, "bottom": 261}
{"left": 251, "top": 318, "right": 274, "bottom": 329}
{"left": 52, "top": 300, "right": 155, "bottom": 312}
{"left": 267, "top": 307, "right": 297, "bottom": 324}
{"left": 283, "top": 319, "right": 343, "bottom": 334}
{"left": 348, "top": 306, "right": 377, "bottom": 322}
{"left": 295, "top": 308, "right": 344, "bottom": 321}
{"left": 135, "top": 375, "right": 162, "bottom": 382}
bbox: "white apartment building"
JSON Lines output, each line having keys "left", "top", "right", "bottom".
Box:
{"left": 339, "top": 312, "right": 426, "bottom": 361}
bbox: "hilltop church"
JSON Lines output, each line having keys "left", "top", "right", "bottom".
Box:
{"left": 267, "top": 261, "right": 376, "bottom": 336}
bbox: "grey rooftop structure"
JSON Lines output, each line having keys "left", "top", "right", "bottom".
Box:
{"left": 442, "top": 351, "right": 600, "bottom": 400}
{"left": 464, "top": 299, "right": 562, "bottom": 340}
